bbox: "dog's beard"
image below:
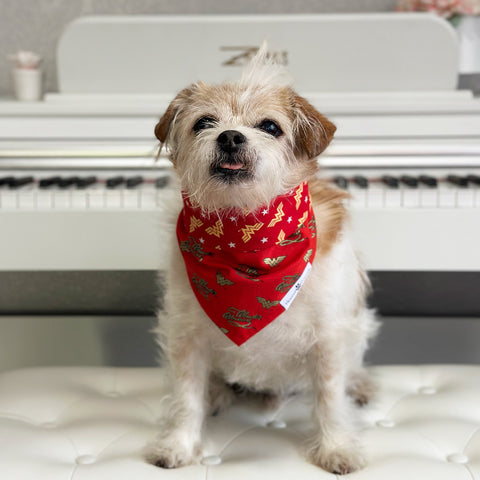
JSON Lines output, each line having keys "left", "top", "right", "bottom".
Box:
{"left": 175, "top": 132, "right": 313, "bottom": 213}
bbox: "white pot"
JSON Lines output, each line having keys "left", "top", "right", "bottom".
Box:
{"left": 457, "top": 15, "right": 480, "bottom": 73}
{"left": 12, "top": 68, "right": 43, "bottom": 101}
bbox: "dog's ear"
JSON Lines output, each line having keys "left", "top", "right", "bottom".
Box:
{"left": 154, "top": 85, "right": 197, "bottom": 144}
{"left": 291, "top": 93, "right": 336, "bottom": 160}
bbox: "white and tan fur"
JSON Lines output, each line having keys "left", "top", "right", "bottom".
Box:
{"left": 147, "top": 48, "right": 379, "bottom": 475}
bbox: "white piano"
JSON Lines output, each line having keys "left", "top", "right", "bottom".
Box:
{"left": 1, "top": 14, "right": 479, "bottom": 316}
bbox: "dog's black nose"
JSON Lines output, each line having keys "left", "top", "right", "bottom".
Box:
{"left": 217, "top": 130, "right": 246, "bottom": 153}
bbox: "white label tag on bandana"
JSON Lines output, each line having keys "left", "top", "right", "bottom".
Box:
{"left": 280, "top": 262, "right": 312, "bottom": 310}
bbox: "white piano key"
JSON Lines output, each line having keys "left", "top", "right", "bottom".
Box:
{"left": 123, "top": 189, "right": 140, "bottom": 209}
{"left": 438, "top": 185, "right": 456, "bottom": 207}
{"left": 18, "top": 189, "right": 35, "bottom": 209}
{"left": 402, "top": 188, "right": 420, "bottom": 207}
{"left": 456, "top": 188, "right": 475, "bottom": 208}
{"left": 53, "top": 190, "right": 71, "bottom": 209}
{"left": 366, "top": 185, "right": 384, "bottom": 208}
{"left": 88, "top": 190, "right": 105, "bottom": 209}
{"left": 419, "top": 188, "right": 438, "bottom": 208}
{"left": 36, "top": 191, "right": 53, "bottom": 209}
{"left": 384, "top": 188, "right": 402, "bottom": 208}
{"left": 105, "top": 190, "right": 123, "bottom": 208}
{"left": 349, "top": 187, "right": 367, "bottom": 208}
{"left": 475, "top": 188, "right": 480, "bottom": 207}
{"left": 0, "top": 191, "right": 18, "bottom": 209}
{"left": 71, "top": 190, "right": 88, "bottom": 209}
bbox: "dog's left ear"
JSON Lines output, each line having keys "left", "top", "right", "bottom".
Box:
{"left": 291, "top": 93, "right": 336, "bottom": 160}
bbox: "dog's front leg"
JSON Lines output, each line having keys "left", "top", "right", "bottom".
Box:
{"left": 147, "top": 333, "right": 210, "bottom": 468}
{"left": 306, "top": 343, "right": 365, "bottom": 475}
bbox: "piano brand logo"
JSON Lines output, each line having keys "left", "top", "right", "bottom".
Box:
{"left": 220, "top": 46, "right": 288, "bottom": 67}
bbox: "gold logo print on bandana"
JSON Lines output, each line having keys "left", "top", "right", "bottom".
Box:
{"left": 240, "top": 222, "right": 263, "bottom": 242}
{"left": 205, "top": 219, "right": 224, "bottom": 237}
{"left": 297, "top": 210, "right": 309, "bottom": 228}
{"left": 216, "top": 271, "right": 235, "bottom": 286}
{"left": 267, "top": 202, "right": 285, "bottom": 227}
{"left": 223, "top": 307, "right": 262, "bottom": 328}
{"left": 304, "top": 248, "right": 313, "bottom": 263}
{"left": 180, "top": 236, "right": 212, "bottom": 261}
{"left": 257, "top": 296, "right": 280, "bottom": 309}
{"left": 192, "top": 274, "right": 217, "bottom": 299}
{"left": 278, "top": 228, "right": 306, "bottom": 246}
{"left": 263, "top": 255, "right": 287, "bottom": 267}
{"left": 294, "top": 184, "right": 304, "bottom": 209}
{"left": 234, "top": 264, "right": 263, "bottom": 281}
{"left": 276, "top": 274, "right": 300, "bottom": 292}
{"left": 189, "top": 215, "right": 204, "bottom": 233}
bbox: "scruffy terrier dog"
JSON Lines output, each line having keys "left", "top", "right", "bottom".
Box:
{"left": 147, "top": 48, "right": 378, "bottom": 475}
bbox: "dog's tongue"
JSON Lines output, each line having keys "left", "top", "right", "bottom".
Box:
{"left": 220, "top": 162, "right": 244, "bottom": 170}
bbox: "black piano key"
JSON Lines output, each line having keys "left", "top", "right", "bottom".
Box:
{"left": 155, "top": 177, "right": 170, "bottom": 188}
{"left": 8, "top": 176, "right": 34, "bottom": 188}
{"left": 58, "top": 176, "right": 79, "bottom": 188}
{"left": 76, "top": 176, "right": 97, "bottom": 188}
{"left": 0, "top": 176, "right": 15, "bottom": 187}
{"left": 381, "top": 175, "right": 399, "bottom": 189}
{"left": 447, "top": 175, "right": 468, "bottom": 187}
{"left": 419, "top": 175, "right": 438, "bottom": 188}
{"left": 467, "top": 174, "right": 480, "bottom": 185}
{"left": 352, "top": 175, "right": 369, "bottom": 188}
{"left": 106, "top": 176, "right": 125, "bottom": 188}
{"left": 126, "top": 176, "right": 143, "bottom": 188}
{"left": 400, "top": 175, "right": 418, "bottom": 188}
{"left": 39, "top": 176, "right": 62, "bottom": 188}
{"left": 333, "top": 176, "right": 348, "bottom": 189}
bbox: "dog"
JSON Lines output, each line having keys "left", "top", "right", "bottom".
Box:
{"left": 146, "top": 46, "right": 379, "bottom": 475}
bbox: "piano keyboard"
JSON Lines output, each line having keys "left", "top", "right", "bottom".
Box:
{"left": 1, "top": 169, "right": 479, "bottom": 210}
{"left": 326, "top": 170, "right": 480, "bottom": 209}
{"left": 0, "top": 172, "right": 170, "bottom": 210}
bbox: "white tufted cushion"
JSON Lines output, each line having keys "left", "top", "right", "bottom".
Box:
{"left": 1, "top": 365, "right": 479, "bottom": 479}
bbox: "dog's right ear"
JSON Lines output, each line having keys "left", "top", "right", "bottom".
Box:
{"left": 154, "top": 85, "right": 197, "bottom": 144}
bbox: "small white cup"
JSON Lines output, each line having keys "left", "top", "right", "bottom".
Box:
{"left": 12, "top": 68, "right": 43, "bottom": 101}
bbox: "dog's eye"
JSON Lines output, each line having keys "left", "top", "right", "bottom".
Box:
{"left": 257, "top": 119, "right": 283, "bottom": 138}
{"left": 193, "top": 116, "right": 217, "bottom": 133}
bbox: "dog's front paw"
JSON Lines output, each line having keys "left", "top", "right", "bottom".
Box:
{"left": 145, "top": 438, "right": 201, "bottom": 469}
{"left": 306, "top": 442, "right": 365, "bottom": 475}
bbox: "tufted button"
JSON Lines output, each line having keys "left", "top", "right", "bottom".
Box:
{"left": 75, "top": 455, "right": 97, "bottom": 465}
{"left": 201, "top": 455, "right": 222, "bottom": 466}
{"left": 267, "top": 420, "right": 287, "bottom": 429}
{"left": 418, "top": 386, "right": 437, "bottom": 395}
{"left": 376, "top": 419, "right": 395, "bottom": 428}
{"left": 447, "top": 453, "right": 469, "bottom": 464}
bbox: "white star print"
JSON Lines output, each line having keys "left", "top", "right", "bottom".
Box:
{"left": 199, "top": 237, "right": 205, "bottom": 244}
{"left": 287, "top": 216, "right": 292, "bottom": 223}
{"left": 228, "top": 242, "right": 236, "bottom": 248}
{"left": 229, "top": 216, "right": 237, "bottom": 222}
{"left": 261, "top": 208, "right": 269, "bottom": 215}
{"left": 261, "top": 237, "right": 268, "bottom": 243}
{"left": 304, "top": 196, "right": 308, "bottom": 202}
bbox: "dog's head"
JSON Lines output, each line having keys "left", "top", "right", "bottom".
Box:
{"left": 155, "top": 48, "right": 336, "bottom": 212}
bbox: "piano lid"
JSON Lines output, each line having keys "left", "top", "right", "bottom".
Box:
{"left": 57, "top": 14, "right": 459, "bottom": 95}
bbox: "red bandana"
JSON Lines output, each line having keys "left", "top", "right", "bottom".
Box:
{"left": 176, "top": 182, "right": 317, "bottom": 346}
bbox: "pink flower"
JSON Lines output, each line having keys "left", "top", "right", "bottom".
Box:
{"left": 396, "top": 0, "right": 480, "bottom": 17}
